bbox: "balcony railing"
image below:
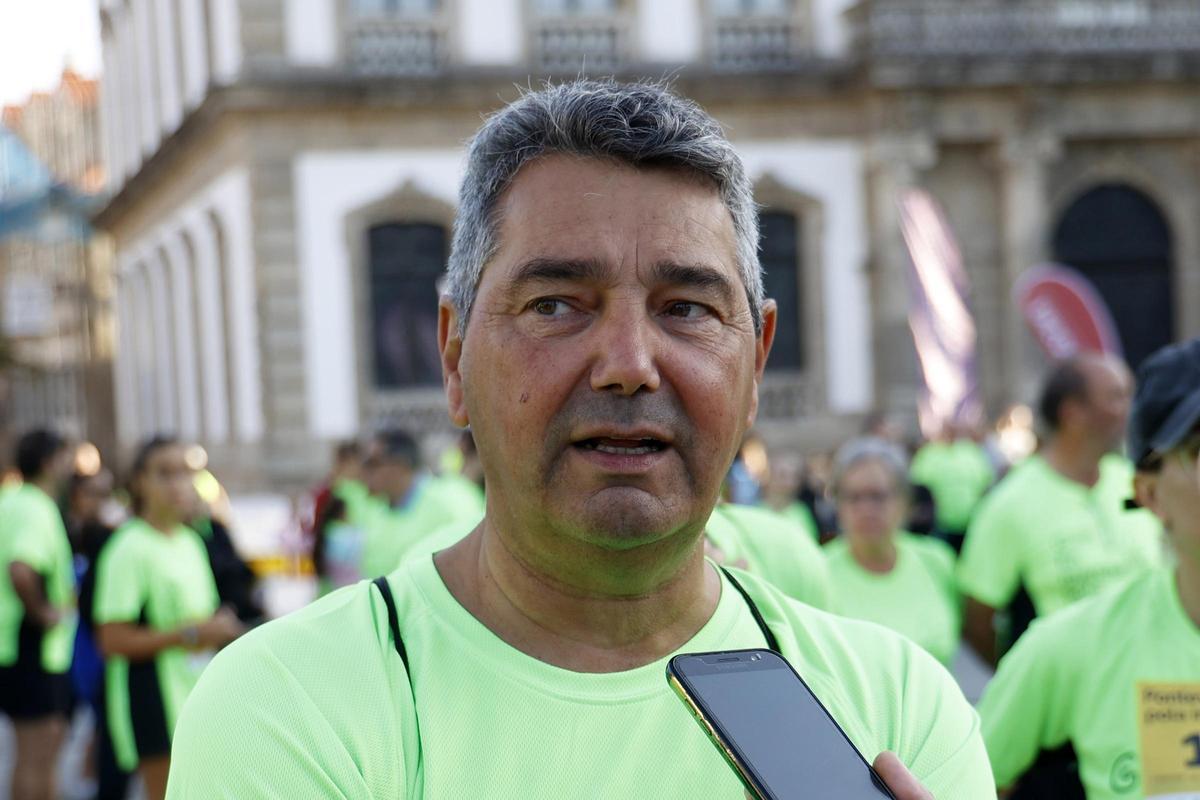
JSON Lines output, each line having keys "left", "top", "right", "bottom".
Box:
{"left": 712, "top": 17, "right": 811, "bottom": 72}
{"left": 758, "top": 373, "right": 818, "bottom": 420}
{"left": 533, "top": 17, "right": 626, "bottom": 74}
{"left": 347, "top": 17, "right": 445, "bottom": 76}
{"left": 849, "top": 0, "right": 1200, "bottom": 59}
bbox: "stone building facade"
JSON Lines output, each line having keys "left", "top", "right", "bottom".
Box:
{"left": 95, "top": 0, "right": 1200, "bottom": 490}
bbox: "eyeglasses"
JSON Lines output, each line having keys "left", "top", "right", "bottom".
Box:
{"left": 838, "top": 489, "right": 895, "bottom": 506}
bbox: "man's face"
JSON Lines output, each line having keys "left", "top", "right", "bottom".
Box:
{"left": 363, "top": 441, "right": 410, "bottom": 501}
{"left": 1136, "top": 434, "right": 1200, "bottom": 557}
{"left": 441, "top": 155, "right": 775, "bottom": 556}
{"left": 1079, "top": 358, "right": 1134, "bottom": 453}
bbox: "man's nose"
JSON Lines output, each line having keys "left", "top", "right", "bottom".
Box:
{"left": 589, "top": 307, "right": 661, "bottom": 396}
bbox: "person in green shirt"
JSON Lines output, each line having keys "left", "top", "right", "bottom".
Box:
{"left": 94, "top": 437, "right": 245, "bottom": 800}
{"left": 909, "top": 424, "right": 995, "bottom": 553}
{"left": 358, "top": 428, "right": 478, "bottom": 578}
{"left": 0, "top": 428, "right": 76, "bottom": 800}
{"left": 978, "top": 337, "right": 1200, "bottom": 799}
{"left": 704, "top": 502, "right": 834, "bottom": 610}
{"left": 167, "top": 80, "right": 991, "bottom": 799}
{"left": 824, "top": 437, "right": 962, "bottom": 666}
{"left": 959, "top": 353, "right": 1165, "bottom": 665}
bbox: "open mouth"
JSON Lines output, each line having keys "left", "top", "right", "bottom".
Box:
{"left": 574, "top": 437, "right": 669, "bottom": 456}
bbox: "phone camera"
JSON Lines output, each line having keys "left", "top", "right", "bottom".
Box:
{"left": 749, "top": 653, "right": 762, "bottom": 661}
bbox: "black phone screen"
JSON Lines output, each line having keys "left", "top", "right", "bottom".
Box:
{"left": 671, "top": 650, "right": 894, "bottom": 800}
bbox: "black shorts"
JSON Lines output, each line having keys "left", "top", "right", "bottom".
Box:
{"left": 0, "top": 619, "right": 72, "bottom": 720}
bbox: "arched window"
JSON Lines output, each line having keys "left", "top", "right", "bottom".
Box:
{"left": 759, "top": 209, "right": 804, "bottom": 371}
{"left": 1052, "top": 183, "right": 1173, "bottom": 370}
{"left": 366, "top": 222, "right": 446, "bottom": 389}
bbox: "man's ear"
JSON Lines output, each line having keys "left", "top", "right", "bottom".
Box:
{"left": 439, "top": 297, "right": 469, "bottom": 428}
{"left": 747, "top": 299, "right": 778, "bottom": 427}
{"left": 1133, "top": 471, "right": 1160, "bottom": 518}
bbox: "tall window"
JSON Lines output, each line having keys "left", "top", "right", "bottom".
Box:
{"left": 367, "top": 222, "right": 445, "bottom": 389}
{"left": 759, "top": 210, "right": 804, "bottom": 371}
{"left": 1052, "top": 183, "right": 1173, "bottom": 370}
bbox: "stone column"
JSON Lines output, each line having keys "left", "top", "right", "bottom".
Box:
{"left": 995, "top": 132, "right": 1061, "bottom": 406}
{"left": 864, "top": 134, "right": 938, "bottom": 417}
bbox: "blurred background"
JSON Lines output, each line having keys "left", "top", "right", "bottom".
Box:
{"left": 1, "top": 0, "right": 1196, "bottom": 796}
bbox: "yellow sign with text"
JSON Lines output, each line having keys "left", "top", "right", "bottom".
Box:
{"left": 1139, "top": 682, "right": 1200, "bottom": 798}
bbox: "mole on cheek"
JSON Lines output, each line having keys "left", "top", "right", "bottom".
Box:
{"left": 520, "top": 391, "right": 530, "bottom": 404}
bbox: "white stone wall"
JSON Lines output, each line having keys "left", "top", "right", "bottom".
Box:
{"left": 293, "top": 149, "right": 465, "bottom": 438}
{"left": 113, "top": 168, "right": 263, "bottom": 448}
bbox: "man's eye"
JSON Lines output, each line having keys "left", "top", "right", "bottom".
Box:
{"left": 531, "top": 298, "right": 566, "bottom": 316}
{"left": 666, "top": 302, "right": 709, "bottom": 319}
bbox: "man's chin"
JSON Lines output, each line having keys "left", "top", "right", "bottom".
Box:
{"left": 566, "top": 491, "right": 695, "bottom": 551}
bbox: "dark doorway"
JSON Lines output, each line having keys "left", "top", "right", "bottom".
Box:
{"left": 367, "top": 222, "right": 446, "bottom": 388}
{"left": 1052, "top": 184, "right": 1173, "bottom": 370}
{"left": 759, "top": 210, "right": 804, "bottom": 371}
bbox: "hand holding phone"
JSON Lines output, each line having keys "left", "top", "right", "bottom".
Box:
{"left": 668, "top": 649, "right": 899, "bottom": 800}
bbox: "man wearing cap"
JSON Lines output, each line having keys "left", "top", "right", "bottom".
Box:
{"left": 165, "top": 80, "right": 992, "bottom": 799}
{"left": 978, "top": 337, "right": 1200, "bottom": 799}
{"left": 959, "top": 353, "right": 1165, "bottom": 664}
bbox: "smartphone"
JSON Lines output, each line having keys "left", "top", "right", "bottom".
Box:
{"left": 667, "top": 649, "right": 897, "bottom": 800}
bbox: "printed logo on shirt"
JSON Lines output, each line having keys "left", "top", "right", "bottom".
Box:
{"left": 1138, "top": 682, "right": 1200, "bottom": 798}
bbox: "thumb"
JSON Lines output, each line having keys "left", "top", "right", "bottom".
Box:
{"left": 873, "top": 751, "right": 933, "bottom": 800}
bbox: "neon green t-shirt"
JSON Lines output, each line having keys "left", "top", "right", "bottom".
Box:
{"left": 910, "top": 440, "right": 995, "bottom": 532}
{"left": 0, "top": 483, "right": 76, "bottom": 672}
{"left": 167, "top": 555, "right": 994, "bottom": 798}
{"left": 359, "top": 477, "right": 479, "bottom": 579}
{"left": 704, "top": 503, "right": 834, "bottom": 610}
{"left": 978, "top": 567, "right": 1200, "bottom": 799}
{"left": 824, "top": 532, "right": 961, "bottom": 666}
{"left": 958, "top": 454, "right": 1165, "bottom": 616}
{"left": 333, "top": 478, "right": 380, "bottom": 528}
{"left": 94, "top": 518, "right": 221, "bottom": 770}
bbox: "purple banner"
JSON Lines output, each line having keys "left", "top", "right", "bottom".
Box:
{"left": 898, "top": 188, "right": 983, "bottom": 439}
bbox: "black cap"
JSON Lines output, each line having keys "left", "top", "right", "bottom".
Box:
{"left": 1128, "top": 337, "right": 1200, "bottom": 468}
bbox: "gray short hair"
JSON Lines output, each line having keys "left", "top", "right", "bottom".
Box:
{"left": 445, "top": 79, "right": 763, "bottom": 336}
{"left": 832, "top": 437, "right": 910, "bottom": 495}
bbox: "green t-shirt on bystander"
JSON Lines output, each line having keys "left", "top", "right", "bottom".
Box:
{"left": 958, "top": 454, "right": 1165, "bottom": 617}
{"left": 0, "top": 483, "right": 76, "bottom": 672}
{"left": 978, "top": 568, "right": 1200, "bottom": 799}
{"left": 94, "top": 518, "right": 221, "bottom": 770}
{"left": 705, "top": 502, "right": 834, "bottom": 610}
{"left": 359, "top": 477, "right": 480, "bottom": 579}
{"left": 824, "top": 532, "right": 961, "bottom": 666}
{"left": 910, "top": 440, "right": 995, "bottom": 533}
{"left": 166, "top": 556, "right": 995, "bottom": 799}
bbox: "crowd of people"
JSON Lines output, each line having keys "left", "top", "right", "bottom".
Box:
{"left": 0, "top": 435, "right": 259, "bottom": 800}
{"left": 1, "top": 78, "right": 1196, "bottom": 799}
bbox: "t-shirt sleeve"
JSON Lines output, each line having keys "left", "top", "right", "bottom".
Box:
{"left": 166, "top": 588, "right": 411, "bottom": 798}
{"left": 957, "top": 495, "right": 1021, "bottom": 609}
{"left": 896, "top": 644, "right": 997, "bottom": 800}
{"left": 93, "top": 538, "right": 145, "bottom": 625}
{"left": 6, "top": 503, "right": 53, "bottom": 572}
{"left": 975, "top": 615, "right": 1075, "bottom": 788}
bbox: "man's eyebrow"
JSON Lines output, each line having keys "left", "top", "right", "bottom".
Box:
{"left": 652, "top": 261, "right": 737, "bottom": 305}
{"left": 507, "top": 257, "right": 611, "bottom": 287}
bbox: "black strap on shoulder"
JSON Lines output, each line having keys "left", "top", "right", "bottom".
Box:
{"left": 372, "top": 576, "right": 410, "bottom": 669}
{"left": 720, "top": 567, "right": 780, "bottom": 653}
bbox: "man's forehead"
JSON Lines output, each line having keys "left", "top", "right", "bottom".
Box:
{"left": 488, "top": 154, "right": 738, "bottom": 275}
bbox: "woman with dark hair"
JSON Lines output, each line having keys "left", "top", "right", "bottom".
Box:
{"left": 93, "top": 437, "right": 244, "bottom": 799}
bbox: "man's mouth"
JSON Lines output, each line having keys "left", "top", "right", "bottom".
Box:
{"left": 574, "top": 437, "right": 669, "bottom": 456}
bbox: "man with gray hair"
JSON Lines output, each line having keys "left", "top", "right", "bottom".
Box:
{"left": 166, "top": 80, "right": 992, "bottom": 798}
